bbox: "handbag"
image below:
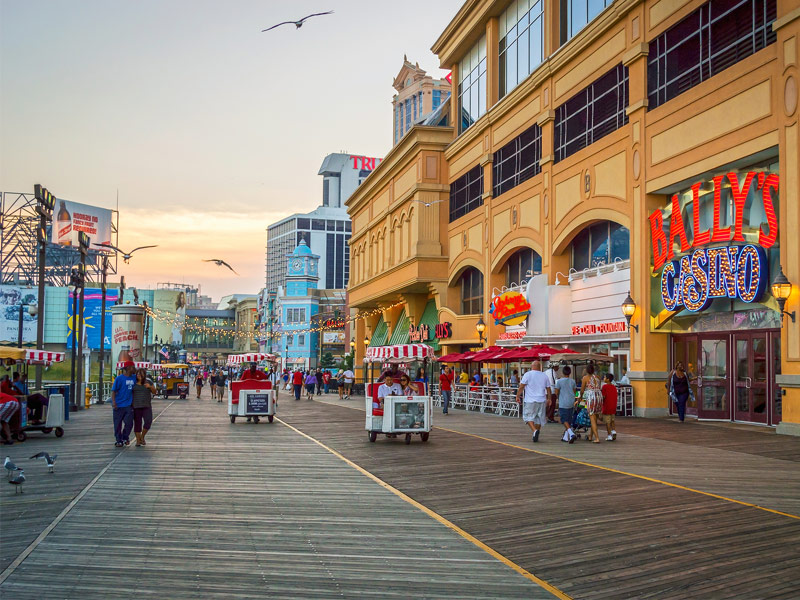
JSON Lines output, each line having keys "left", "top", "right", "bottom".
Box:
{"left": 668, "top": 374, "right": 678, "bottom": 404}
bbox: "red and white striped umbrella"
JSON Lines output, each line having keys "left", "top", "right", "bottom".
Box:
{"left": 25, "top": 350, "right": 65, "bottom": 363}
{"left": 227, "top": 353, "right": 276, "bottom": 364}
{"left": 115, "top": 361, "right": 152, "bottom": 369}
{"left": 365, "top": 344, "right": 434, "bottom": 363}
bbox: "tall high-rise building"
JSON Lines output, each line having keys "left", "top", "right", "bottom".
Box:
{"left": 265, "top": 153, "right": 380, "bottom": 295}
{"left": 392, "top": 56, "right": 451, "bottom": 146}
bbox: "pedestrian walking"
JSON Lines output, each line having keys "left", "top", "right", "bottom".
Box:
{"left": 111, "top": 361, "right": 136, "bottom": 447}
{"left": 554, "top": 366, "right": 577, "bottom": 443}
{"left": 194, "top": 373, "right": 204, "bottom": 399}
{"left": 516, "top": 360, "right": 551, "bottom": 443}
{"left": 133, "top": 369, "right": 157, "bottom": 447}
{"left": 439, "top": 366, "right": 453, "bottom": 415}
{"left": 315, "top": 369, "right": 323, "bottom": 396}
{"left": 268, "top": 369, "right": 279, "bottom": 399}
{"left": 342, "top": 368, "right": 355, "bottom": 399}
{"left": 336, "top": 369, "right": 345, "bottom": 398}
{"left": 305, "top": 371, "right": 317, "bottom": 399}
{"left": 601, "top": 373, "right": 618, "bottom": 441}
{"left": 209, "top": 370, "right": 217, "bottom": 399}
{"left": 579, "top": 364, "right": 603, "bottom": 443}
{"left": 322, "top": 370, "right": 331, "bottom": 394}
{"left": 666, "top": 361, "right": 693, "bottom": 422}
{"left": 0, "top": 392, "right": 20, "bottom": 445}
{"left": 292, "top": 369, "right": 303, "bottom": 400}
{"left": 216, "top": 371, "right": 226, "bottom": 402}
{"left": 544, "top": 364, "right": 559, "bottom": 423}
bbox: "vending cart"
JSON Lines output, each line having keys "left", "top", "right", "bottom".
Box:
{"left": 226, "top": 353, "right": 277, "bottom": 424}
{"left": 364, "top": 343, "right": 434, "bottom": 444}
{"left": 4, "top": 348, "right": 67, "bottom": 440}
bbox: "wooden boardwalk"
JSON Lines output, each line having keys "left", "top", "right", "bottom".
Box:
{"left": 281, "top": 396, "right": 800, "bottom": 599}
{"left": 0, "top": 393, "right": 557, "bottom": 599}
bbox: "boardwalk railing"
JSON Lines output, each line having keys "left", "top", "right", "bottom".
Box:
{"left": 431, "top": 383, "right": 520, "bottom": 418}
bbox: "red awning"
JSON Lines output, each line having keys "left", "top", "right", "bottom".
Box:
{"left": 438, "top": 352, "right": 466, "bottom": 362}
{"left": 464, "top": 346, "right": 516, "bottom": 362}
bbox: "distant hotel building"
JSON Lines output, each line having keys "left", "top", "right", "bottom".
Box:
{"left": 265, "top": 153, "right": 380, "bottom": 295}
{"left": 392, "top": 56, "right": 451, "bottom": 146}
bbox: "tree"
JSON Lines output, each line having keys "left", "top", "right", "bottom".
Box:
{"left": 320, "top": 352, "right": 336, "bottom": 369}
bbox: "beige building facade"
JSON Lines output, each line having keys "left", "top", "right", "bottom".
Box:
{"left": 350, "top": 0, "right": 800, "bottom": 435}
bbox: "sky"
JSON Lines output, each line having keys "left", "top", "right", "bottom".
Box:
{"left": 0, "top": 0, "right": 460, "bottom": 301}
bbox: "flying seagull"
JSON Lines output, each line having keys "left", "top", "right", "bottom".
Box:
{"left": 94, "top": 243, "right": 158, "bottom": 264}
{"left": 30, "top": 452, "right": 58, "bottom": 473}
{"left": 9, "top": 470, "right": 25, "bottom": 493}
{"left": 262, "top": 10, "right": 333, "bottom": 32}
{"left": 4, "top": 456, "right": 21, "bottom": 480}
{"left": 203, "top": 259, "right": 239, "bottom": 275}
{"left": 413, "top": 199, "right": 445, "bottom": 207}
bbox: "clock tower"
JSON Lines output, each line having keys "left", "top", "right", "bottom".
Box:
{"left": 286, "top": 238, "right": 320, "bottom": 296}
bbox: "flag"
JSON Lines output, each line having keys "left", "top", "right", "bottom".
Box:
{"left": 159, "top": 346, "right": 169, "bottom": 359}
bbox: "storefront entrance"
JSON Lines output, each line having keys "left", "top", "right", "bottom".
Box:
{"left": 672, "top": 330, "right": 781, "bottom": 425}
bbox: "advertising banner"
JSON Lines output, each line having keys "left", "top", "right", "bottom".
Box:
{"left": 110, "top": 305, "right": 144, "bottom": 366}
{"left": 152, "top": 289, "right": 186, "bottom": 344}
{"left": 50, "top": 199, "right": 112, "bottom": 248}
{"left": 0, "top": 286, "right": 38, "bottom": 344}
{"left": 67, "top": 288, "right": 120, "bottom": 350}
{"left": 322, "top": 331, "right": 346, "bottom": 344}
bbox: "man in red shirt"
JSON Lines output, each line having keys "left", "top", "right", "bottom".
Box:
{"left": 240, "top": 364, "right": 267, "bottom": 381}
{"left": 322, "top": 370, "right": 332, "bottom": 394}
{"left": 291, "top": 369, "right": 304, "bottom": 400}
{"left": 601, "top": 373, "right": 618, "bottom": 441}
{"left": 439, "top": 366, "right": 453, "bottom": 415}
{"left": 0, "top": 392, "right": 20, "bottom": 445}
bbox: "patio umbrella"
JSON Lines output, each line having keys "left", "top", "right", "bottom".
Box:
{"left": 437, "top": 352, "right": 466, "bottom": 362}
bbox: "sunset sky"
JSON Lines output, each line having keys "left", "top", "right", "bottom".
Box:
{"left": 0, "top": 0, "right": 459, "bottom": 300}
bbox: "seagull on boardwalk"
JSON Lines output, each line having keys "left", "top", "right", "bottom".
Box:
{"left": 262, "top": 10, "right": 333, "bottom": 32}
{"left": 94, "top": 243, "right": 158, "bottom": 264}
{"left": 9, "top": 470, "right": 25, "bottom": 493}
{"left": 4, "top": 456, "right": 21, "bottom": 480}
{"left": 30, "top": 452, "right": 58, "bottom": 473}
{"left": 203, "top": 259, "right": 239, "bottom": 275}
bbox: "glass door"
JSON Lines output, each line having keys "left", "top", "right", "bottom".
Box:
{"left": 734, "top": 333, "right": 768, "bottom": 424}
{"left": 773, "top": 331, "right": 782, "bottom": 425}
{"left": 697, "top": 336, "right": 729, "bottom": 419}
{"left": 671, "top": 337, "right": 698, "bottom": 417}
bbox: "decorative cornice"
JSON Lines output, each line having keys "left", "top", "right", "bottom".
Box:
{"left": 622, "top": 42, "right": 649, "bottom": 66}
{"left": 536, "top": 109, "right": 555, "bottom": 126}
{"left": 625, "top": 99, "right": 649, "bottom": 115}
{"left": 772, "top": 6, "right": 800, "bottom": 31}
{"left": 480, "top": 152, "right": 494, "bottom": 166}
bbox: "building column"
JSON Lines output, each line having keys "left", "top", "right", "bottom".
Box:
{"left": 775, "top": 8, "right": 800, "bottom": 435}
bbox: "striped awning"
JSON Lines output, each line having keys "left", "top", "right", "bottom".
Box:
{"left": 365, "top": 344, "right": 434, "bottom": 363}
{"left": 227, "top": 353, "right": 276, "bottom": 364}
{"left": 26, "top": 350, "right": 65, "bottom": 363}
{"left": 116, "top": 361, "right": 152, "bottom": 369}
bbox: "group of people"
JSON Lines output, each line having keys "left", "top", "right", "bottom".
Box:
{"left": 285, "top": 367, "right": 355, "bottom": 400}
{"left": 111, "top": 361, "right": 156, "bottom": 447}
{"left": 516, "top": 361, "right": 618, "bottom": 443}
{"left": 193, "top": 369, "right": 227, "bottom": 401}
{"left": 0, "top": 371, "right": 50, "bottom": 445}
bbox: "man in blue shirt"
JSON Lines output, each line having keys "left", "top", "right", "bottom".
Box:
{"left": 111, "top": 361, "right": 136, "bottom": 447}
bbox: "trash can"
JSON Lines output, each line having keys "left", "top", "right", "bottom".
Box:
{"left": 44, "top": 384, "right": 70, "bottom": 421}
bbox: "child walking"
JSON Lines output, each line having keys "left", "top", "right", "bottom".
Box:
{"left": 601, "top": 373, "right": 618, "bottom": 441}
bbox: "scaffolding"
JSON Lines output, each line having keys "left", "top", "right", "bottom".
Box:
{"left": 1, "top": 191, "right": 118, "bottom": 286}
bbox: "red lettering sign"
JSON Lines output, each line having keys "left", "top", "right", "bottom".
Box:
{"left": 350, "top": 155, "right": 383, "bottom": 171}
{"left": 571, "top": 321, "right": 627, "bottom": 336}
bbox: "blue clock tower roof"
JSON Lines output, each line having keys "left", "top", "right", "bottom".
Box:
{"left": 292, "top": 239, "right": 314, "bottom": 256}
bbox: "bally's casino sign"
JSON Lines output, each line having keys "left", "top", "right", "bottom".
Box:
{"left": 649, "top": 170, "right": 778, "bottom": 313}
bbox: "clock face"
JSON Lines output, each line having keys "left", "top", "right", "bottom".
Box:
{"left": 291, "top": 259, "right": 303, "bottom": 271}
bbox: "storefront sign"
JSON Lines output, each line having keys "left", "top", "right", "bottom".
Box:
{"left": 498, "top": 330, "right": 525, "bottom": 340}
{"left": 489, "top": 291, "right": 531, "bottom": 326}
{"left": 409, "top": 322, "right": 452, "bottom": 342}
{"left": 321, "top": 317, "right": 346, "bottom": 329}
{"left": 571, "top": 321, "right": 628, "bottom": 335}
{"left": 649, "top": 170, "right": 778, "bottom": 314}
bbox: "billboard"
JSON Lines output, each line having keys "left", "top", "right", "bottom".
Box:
{"left": 0, "top": 286, "right": 38, "bottom": 344}
{"left": 322, "top": 331, "right": 345, "bottom": 344}
{"left": 152, "top": 289, "right": 186, "bottom": 345}
{"left": 67, "top": 288, "right": 120, "bottom": 350}
{"left": 50, "top": 199, "right": 112, "bottom": 248}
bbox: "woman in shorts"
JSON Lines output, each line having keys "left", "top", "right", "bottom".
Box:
{"left": 579, "top": 363, "right": 603, "bottom": 443}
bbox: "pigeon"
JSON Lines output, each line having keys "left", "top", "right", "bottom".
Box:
{"left": 30, "top": 452, "right": 57, "bottom": 473}
{"left": 94, "top": 243, "right": 158, "bottom": 264}
{"left": 203, "top": 259, "right": 239, "bottom": 275}
{"left": 262, "top": 11, "right": 333, "bottom": 32}
{"left": 9, "top": 470, "right": 24, "bottom": 493}
{"left": 413, "top": 199, "right": 445, "bottom": 207}
{"left": 4, "top": 456, "right": 21, "bottom": 480}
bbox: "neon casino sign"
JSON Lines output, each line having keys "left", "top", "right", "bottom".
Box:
{"left": 649, "top": 171, "right": 778, "bottom": 313}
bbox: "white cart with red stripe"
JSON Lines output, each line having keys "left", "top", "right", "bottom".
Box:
{"left": 21, "top": 349, "right": 67, "bottom": 439}
{"left": 226, "top": 353, "right": 278, "bottom": 423}
{"left": 364, "top": 344, "right": 434, "bottom": 445}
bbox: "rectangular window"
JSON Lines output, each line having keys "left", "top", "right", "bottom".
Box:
{"left": 449, "top": 165, "right": 484, "bottom": 222}
{"left": 297, "top": 218, "right": 310, "bottom": 230}
{"left": 460, "top": 269, "right": 484, "bottom": 315}
{"left": 323, "top": 179, "right": 329, "bottom": 206}
{"left": 499, "top": 0, "right": 545, "bottom": 99}
{"left": 554, "top": 64, "right": 629, "bottom": 163}
{"left": 647, "top": 0, "right": 777, "bottom": 110}
{"left": 398, "top": 104, "right": 403, "bottom": 138}
{"left": 326, "top": 233, "right": 335, "bottom": 289}
{"left": 405, "top": 99, "right": 411, "bottom": 132}
{"left": 336, "top": 235, "right": 345, "bottom": 288}
{"left": 493, "top": 123, "right": 542, "bottom": 197}
{"left": 433, "top": 89, "right": 441, "bottom": 110}
{"left": 413, "top": 94, "right": 417, "bottom": 120}
{"left": 458, "top": 35, "right": 487, "bottom": 134}
{"left": 312, "top": 219, "right": 325, "bottom": 231}
{"left": 298, "top": 335, "right": 305, "bottom": 347}
{"left": 562, "top": 0, "right": 613, "bottom": 43}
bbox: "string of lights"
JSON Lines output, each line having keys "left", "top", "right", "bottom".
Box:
{"left": 144, "top": 301, "right": 404, "bottom": 341}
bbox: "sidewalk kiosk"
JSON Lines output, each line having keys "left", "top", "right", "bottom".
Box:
{"left": 364, "top": 344, "right": 434, "bottom": 444}
{"left": 227, "top": 353, "right": 277, "bottom": 424}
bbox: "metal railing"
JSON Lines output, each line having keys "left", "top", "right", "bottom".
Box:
{"left": 430, "top": 383, "right": 520, "bottom": 418}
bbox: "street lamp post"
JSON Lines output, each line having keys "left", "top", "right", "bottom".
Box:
{"left": 68, "top": 267, "right": 83, "bottom": 412}
{"left": 75, "top": 232, "right": 89, "bottom": 410}
{"left": 33, "top": 184, "right": 55, "bottom": 391}
{"left": 475, "top": 317, "right": 486, "bottom": 346}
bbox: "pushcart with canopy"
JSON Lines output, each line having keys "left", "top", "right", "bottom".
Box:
{"left": 364, "top": 343, "right": 434, "bottom": 444}
{"left": 226, "top": 353, "right": 277, "bottom": 424}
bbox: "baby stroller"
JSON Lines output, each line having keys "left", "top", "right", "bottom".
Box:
{"left": 572, "top": 399, "right": 591, "bottom": 437}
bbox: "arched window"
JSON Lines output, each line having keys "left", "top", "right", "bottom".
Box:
{"left": 459, "top": 268, "right": 484, "bottom": 314}
{"left": 570, "top": 221, "right": 630, "bottom": 271}
{"left": 505, "top": 248, "right": 542, "bottom": 287}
